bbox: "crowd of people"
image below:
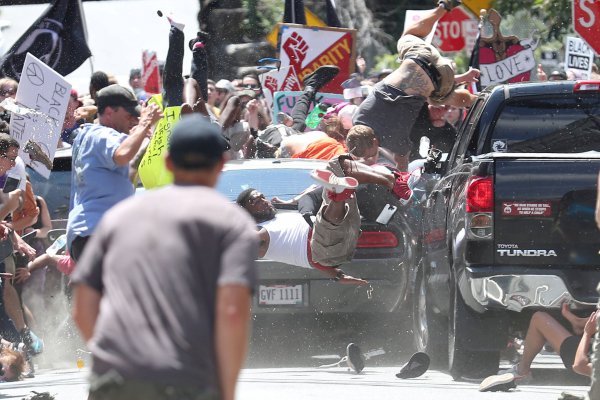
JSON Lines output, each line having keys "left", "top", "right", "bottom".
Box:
{"left": 0, "top": 0, "right": 596, "bottom": 399}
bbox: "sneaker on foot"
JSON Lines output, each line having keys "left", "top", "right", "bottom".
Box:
{"left": 479, "top": 373, "right": 517, "bottom": 392}
{"left": 302, "top": 65, "right": 340, "bottom": 92}
{"left": 22, "top": 328, "right": 44, "bottom": 356}
{"left": 310, "top": 169, "right": 358, "bottom": 194}
{"left": 346, "top": 343, "right": 365, "bottom": 373}
{"left": 438, "top": 0, "right": 462, "bottom": 11}
{"left": 498, "top": 363, "right": 532, "bottom": 384}
{"left": 391, "top": 171, "right": 413, "bottom": 206}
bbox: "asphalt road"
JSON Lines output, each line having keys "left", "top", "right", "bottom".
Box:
{"left": 0, "top": 313, "right": 590, "bottom": 400}
{"left": 0, "top": 355, "right": 589, "bottom": 400}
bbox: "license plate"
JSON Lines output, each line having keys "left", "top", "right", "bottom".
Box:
{"left": 258, "top": 284, "right": 303, "bottom": 306}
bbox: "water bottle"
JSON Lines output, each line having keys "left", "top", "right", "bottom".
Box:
{"left": 418, "top": 136, "right": 430, "bottom": 158}
{"left": 305, "top": 103, "right": 328, "bottom": 129}
{"left": 46, "top": 234, "right": 67, "bottom": 256}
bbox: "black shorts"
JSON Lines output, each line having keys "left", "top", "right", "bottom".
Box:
{"left": 559, "top": 335, "right": 582, "bottom": 370}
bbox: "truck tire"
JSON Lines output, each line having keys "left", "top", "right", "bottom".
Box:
{"left": 413, "top": 267, "right": 448, "bottom": 366}
{"left": 448, "top": 281, "right": 500, "bottom": 380}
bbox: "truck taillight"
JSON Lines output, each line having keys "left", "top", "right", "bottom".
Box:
{"left": 356, "top": 231, "right": 398, "bottom": 248}
{"left": 574, "top": 81, "right": 600, "bottom": 92}
{"left": 466, "top": 176, "right": 493, "bottom": 213}
{"left": 466, "top": 176, "right": 493, "bottom": 239}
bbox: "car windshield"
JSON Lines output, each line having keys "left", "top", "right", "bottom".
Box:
{"left": 217, "top": 167, "right": 316, "bottom": 202}
{"left": 491, "top": 95, "right": 600, "bottom": 153}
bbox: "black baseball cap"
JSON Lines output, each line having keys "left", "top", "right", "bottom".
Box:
{"left": 96, "top": 84, "right": 141, "bottom": 117}
{"left": 169, "top": 114, "right": 230, "bottom": 168}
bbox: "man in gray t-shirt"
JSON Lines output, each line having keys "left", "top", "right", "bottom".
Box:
{"left": 72, "top": 115, "right": 258, "bottom": 400}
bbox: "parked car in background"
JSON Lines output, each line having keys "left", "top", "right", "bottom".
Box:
{"left": 28, "top": 146, "right": 71, "bottom": 226}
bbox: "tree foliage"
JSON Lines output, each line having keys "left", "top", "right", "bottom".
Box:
{"left": 493, "top": 0, "right": 572, "bottom": 40}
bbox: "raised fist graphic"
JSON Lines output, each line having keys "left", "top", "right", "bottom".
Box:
{"left": 282, "top": 32, "right": 309, "bottom": 66}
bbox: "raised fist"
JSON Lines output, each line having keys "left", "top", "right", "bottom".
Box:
{"left": 264, "top": 76, "right": 278, "bottom": 93}
{"left": 282, "top": 32, "right": 309, "bottom": 66}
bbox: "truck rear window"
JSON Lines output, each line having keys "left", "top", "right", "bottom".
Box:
{"left": 490, "top": 96, "right": 600, "bottom": 153}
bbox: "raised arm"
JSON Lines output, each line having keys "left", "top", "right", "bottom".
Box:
{"left": 573, "top": 310, "right": 598, "bottom": 376}
{"left": 113, "top": 103, "right": 163, "bottom": 166}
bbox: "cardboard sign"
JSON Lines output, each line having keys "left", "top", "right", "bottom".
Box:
{"left": 138, "top": 105, "right": 181, "bottom": 189}
{"left": 142, "top": 50, "right": 161, "bottom": 95}
{"left": 271, "top": 91, "right": 345, "bottom": 121}
{"left": 9, "top": 53, "right": 71, "bottom": 178}
{"left": 565, "top": 36, "right": 594, "bottom": 79}
{"left": 259, "top": 65, "right": 302, "bottom": 116}
{"left": 278, "top": 24, "right": 357, "bottom": 94}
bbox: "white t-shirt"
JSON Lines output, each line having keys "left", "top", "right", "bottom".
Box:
{"left": 259, "top": 212, "right": 311, "bottom": 269}
{"left": 6, "top": 156, "right": 27, "bottom": 190}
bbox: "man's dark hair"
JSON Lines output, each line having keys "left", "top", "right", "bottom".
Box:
{"left": 0, "top": 133, "right": 19, "bottom": 154}
{"left": 90, "top": 71, "right": 110, "bottom": 92}
{"left": 129, "top": 68, "right": 142, "bottom": 80}
{"left": 236, "top": 188, "right": 256, "bottom": 209}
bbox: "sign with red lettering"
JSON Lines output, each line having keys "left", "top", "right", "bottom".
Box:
{"left": 142, "top": 50, "right": 161, "bottom": 95}
{"left": 278, "top": 24, "right": 357, "bottom": 94}
{"left": 502, "top": 202, "right": 552, "bottom": 217}
{"left": 433, "top": 8, "right": 478, "bottom": 53}
{"left": 573, "top": 0, "right": 600, "bottom": 54}
{"left": 259, "top": 65, "right": 302, "bottom": 116}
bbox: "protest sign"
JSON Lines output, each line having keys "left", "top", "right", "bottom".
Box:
{"left": 9, "top": 52, "right": 71, "bottom": 178}
{"left": 477, "top": 9, "right": 537, "bottom": 86}
{"left": 271, "top": 91, "right": 345, "bottom": 122}
{"left": 565, "top": 36, "right": 594, "bottom": 79}
{"left": 259, "top": 65, "right": 302, "bottom": 116}
{"left": 142, "top": 50, "right": 161, "bottom": 94}
{"left": 138, "top": 106, "right": 180, "bottom": 189}
{"left": 278, "top": 24, "right": 356, "bottom": 94}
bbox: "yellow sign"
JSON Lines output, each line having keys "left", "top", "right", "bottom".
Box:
{"left": 266, "top": 7, "right": 327, "bottom": 47}
{"left": 138, "top": 105, "right": 180, "bottom": 189}
{"left": 462, "top": 0, "right": 492, "bottom": 17}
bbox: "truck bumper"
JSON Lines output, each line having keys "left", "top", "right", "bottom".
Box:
{"left": 468, "top": 273, "right": 597, "bottom": 312}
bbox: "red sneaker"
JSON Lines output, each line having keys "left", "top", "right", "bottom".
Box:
{"left": 392, "top": 171, "right": 413, "bottom": 206}
{"left": 327, "top": 188, "right": 355, "bottom": 202}
{"left": 311, "top": 169, "right": 358, "bottom": 193}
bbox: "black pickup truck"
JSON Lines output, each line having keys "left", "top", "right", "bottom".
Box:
{"left": 412, "top": 80, "right": 600, "bottom": 379}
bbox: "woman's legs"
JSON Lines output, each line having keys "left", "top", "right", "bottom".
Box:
{"left": 519, "top": 311, "right": 572, "bottom": 375}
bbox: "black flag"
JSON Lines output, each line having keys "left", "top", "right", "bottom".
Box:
{"left": 325, "top": 0, "right": 342, "bottom": 27}
{"left": 284, "top": 0, "right": 307, "bottom": 25}
{"left": 0, "top": 0, "right": 91, "bottom": 80}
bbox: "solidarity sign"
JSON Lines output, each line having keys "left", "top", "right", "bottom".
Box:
{"left": 276, "top": 24, "right": 357, "bottom": 95}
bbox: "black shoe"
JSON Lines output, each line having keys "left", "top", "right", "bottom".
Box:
{"left": 189, "top": 31, "right": 210, "bottom": 51}
{"left": 346, "top": 343, "right": 365, "bottom": 374}
{"left": 395, "top": 352, "right": 430, "bottom": 379}
{"left": 479, "top": 373, "right": 517, "bottom": 392}
{"left": 302, "top": 65, "right": 340, "bottom": 93}
{"left": 438, "top": 0, "right": 461, "bottom": 11}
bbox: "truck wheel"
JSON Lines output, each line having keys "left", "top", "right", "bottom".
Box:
{"left": 448, "top": 282, "right": 500, "bottom": 380}
{"left": 413, "top": 268, "right": 448, "bottom": 366}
